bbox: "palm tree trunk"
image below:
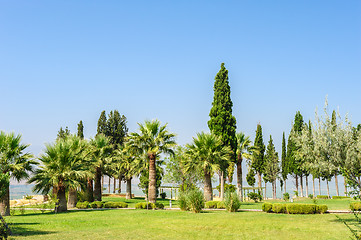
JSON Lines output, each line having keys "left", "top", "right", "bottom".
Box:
{"left": 300, "top": 174, "right": 304, "bottom": 197}
{"left": 326, "top": 180, "right": 330, "bottom": 199}
{"left": 305, "top": 175, "right": 309, "bottom": 197}
{"left": 204, "top": 170, "right": 213, "bottom": 201}
{"left": 344, "top": 176, "right": 347, "bottom": 196}
{"left": 312, "top": 176, "right": 315, "bottom": 197}
{"left": 318, "top": 177, "right": 321, "bottom": 196}
{"left": 56, "top": 184, "right": 67, "bottom": 213}
{"left": 0, "top": 183, "right": 10, "bottom": 216}
{"left": 126, "top": 177, "right": 132, "bottom": 199}
{"left": 118, "top": 176, "right": 122, "bottom": 193}
{"left": 220, "top": 171, "right": 225, "bottom": 200}
{"left": 108, "top": 177, "right": 111, "bottom": 193}
{"left": 295, "top": 175, "right": 299, "bottom": 193}
{"left": 113, "top": 178, "right": 116, "bottom": 194}
{"left": 67, "top": 188, "right": 77, "bottom": 209}
{"left": 236, "top": 153, "right": 243, "bottom": 201}
{"left": 335, "top": 173, "right": 339, "bottom": 196}
{"left": 94, "top": 167, "right": 102, "bottom": 201}
{"left": 148, "top": 153, "right": 157, "bottom": 203}
{"left": 102, "top": 175, "right": 104, "bottom": 192}
{"left": 264, "top": 182, "right": 267, "bottom": 199}
{"left": 85, "top": 178, "right": 94, "bottom": 202}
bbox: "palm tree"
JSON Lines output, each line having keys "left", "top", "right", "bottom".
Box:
{"left": 90, "top": 134, "right": 113, "bottom": 201}
{"left": 29, "top": 135, "right": 91, "bottom": 212}
{"left": 0, "top": 132, "right": 36, "bottom": 216}
{"left": 235, "top": 132, "right": 258, "bottom": 201}
{"left": 128, "top": 120, "right": 176, "bottom": 203}
{"left": 185, "top": 132, "right": 232, "bottom": 201}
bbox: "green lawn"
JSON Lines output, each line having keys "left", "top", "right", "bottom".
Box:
{"left": 5, "top": 209, "right": 352, "bottom": 239}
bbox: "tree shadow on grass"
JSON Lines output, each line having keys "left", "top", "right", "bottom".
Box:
{"left": 9, "top": 222, "right": 56, "bottom": 237}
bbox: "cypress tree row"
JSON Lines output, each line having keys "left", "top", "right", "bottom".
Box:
{"left": 281, "top": 132, "right": 288, "bottom": 193}
{"left": 77, "top": 120, "right": 84, "bottom": 139}
{"left": 97, "top": 111, "right": 107, "bottom": 136}
{"left": 252, "top": 124, "right": 265, "bottom": 194}
{"left": 208, "top": 63, "right": 237, "bottom": 199}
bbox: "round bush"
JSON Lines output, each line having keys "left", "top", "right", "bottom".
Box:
{"left": 224, "top": 191, "right": 241, "bottom": 212}
{"left": 76, "top": 201, "right": 89, "bottom": 209}
{"left": 262, "top": 202, "right": 273, "bottom": 213}
{"left": 90, "top": 201, "right": 103, "bottom": 208}
{"left": 286, "top": 204, "right": 316, "bottom": 214}
{"left": 350, "top": 202, "right": 361, "bottom": 211}
{"left": 316, "top": 204, "right": 328, "bottom": 214}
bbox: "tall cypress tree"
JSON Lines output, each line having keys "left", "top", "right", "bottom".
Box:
{"left": 77, "top": 120, "right": 84, "bottom": 139}
{"left": 264, "top": 135, "right": 280, "bottom": 199}
{"left": 252, "top": 124, "right": 265, "bottom": 192}
{"left": 97, "top": 111, "right": 107, "bottom": 136}
{"left": 106, "top": 110, "right": 128, "bottom": 148}
{"left": 208, "top": 63, "right": 237, "bottom": 198}
{"left": 281, "top": 132, "right": 287, "bottom": 192}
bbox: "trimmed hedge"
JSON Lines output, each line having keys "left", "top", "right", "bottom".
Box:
{"left": 350, "top": 202, "right": 361, "bottom": 211}
{"left": 262, "top": 203, "right": 328, "bottom": 214}
{"left": 103, "top": 202, "right": 128, "bottom": 208}
{"left": 272, "top": 203, "right": 286, "bottom": 213}
{"left": 205, "top": 201, "right": 220, "bottom": 209}
{"left": 262, "top": 202, "right": 273, "bottom": 213}
{"left": 287, "top": 204, "right": 316, "bottom": 214}
{"left": 90, "top": 201, "right": 104, "bottom": 208}
{"left": 76, "top": 201, "right": 89, "bottom": 209}
{"left": 332, "top": 196, "right": 351, "bottom": 199}
{"left": 316, "top": 205, "right": 328, "bottom": 214}
{"left": 217, "top": 201, "right": 226, "bottom": 209}
{"left": 316, "top": 195, "right": 329, "bottom": 199}
{"left": 135, "top": 202, "right": 164, "bottom": 210}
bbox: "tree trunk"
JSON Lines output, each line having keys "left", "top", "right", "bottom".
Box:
{"left": 94, "top": 166, "right": 102, "bottom": 201}
{"left": 220, "top": 171, "right": 225, "bottom": 200}
{"left": 305, "top": 175, "right": 309, "bottom": 197}
{"left": 101, "top": 175, "right": 104, "bottom": 192}
{"left": 257, "top": 171, "right": 262, "bottom": 193}
{"left": 344, "top": 176, "right": 347, "bottom": 196}
{"left": 148, "top": 153, "right": 157, "bottom": 203}
{"left": 318, "top": 177, "right": 321, "bottom": 196}
{"left": 108, "top": 177, "right": 111, "bottom": 193}
{"left": 67, "top": 188, "right": 77, "bottom": 209}
{"left": 312, "top": 176, "right": 315, "bottom": 197}
{"left": 0, "top": 184, "right": 10, "bottom": 216}
{"left": 218, "top": 172, "right": 222, "bottom": 198}
{"left": 56, "top": 184, "right": 67, "bottom": 213}
{"left": 126, "top": 177, "right": 132, "bottom": 199}
{"left": 236, "top": 153, "right": 243, "bottom": 201}
{"left": 113, "top": 178, "right": 116, "bottom": 193}
{"left": 85, "top": 178, "right": 94, "bottom": 202}
{"left": 300, "top": 174, "right": 304, "bottom": 197}
{"left": 264, "top": 182, "right": 267, "bottom": 200}
{"left": 335, "top": 174, "right": 339, "bottom": 196}
{"left": 272, "top": 181, "right": 275, "bottom": 199}
{"left": 295, "top": 175, "right": 299, "bottom": 194}
{"left": 204, "top": 170, "right": 213, "bottom": 201}
{"left": 284, "top": 179, "right": 286, "bottom": 194}
{"left": 326, "top": 180, "right": 330, "bottom": 199}
{"left": 118, "top": 176, "right": 122, "bottom": 193}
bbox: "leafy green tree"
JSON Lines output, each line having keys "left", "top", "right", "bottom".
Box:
{"left": 208, "top": 63, "right": 237, "bottom": 199}
{"left": 281, "top": 132, "right": 288, "bottom": 193}
{"left": 0, "top": 132, "right": 36, "bottom": 216}
{"left": 77, "top": 120, "right": 84, "bottom": 139}
{"left": 128, "top": 119, "right": 176, "bottom": 203}
{"left": 29, "top": 135, "right": 91, "bottom": 212}
{"left": 246, "top": 169, "right": 256, "bottom": 187}
{"left": 97, "top": 110, "right": 107, "bottom": 136}
{"left": 106, "top": 110, "right": 128, "bottom": 148}
{"left": 235, "top": 132, "right": 258, "bottom": 201}
{"left": 263, "top": 136, "right": 280, "bottom": 199}
{"left": 184, "top": 132, "right": 232, "bottom": 201}
{"left": 251, "top": 124, "right": 265, "bottom": 192}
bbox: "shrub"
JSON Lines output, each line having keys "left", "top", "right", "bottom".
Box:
{"left": 286, "top": 204, "right": 316, "bottom": 214}
{"left": 216, "top": 183, "right": 237, "bottom": 193}
{"left": 187, "top": 188, "right": 204, "bottom": 213}
{"left": 103, "top": 202, "right": 128, "bottom": 208}
{"left": 317, "top": 195, "right": 329, "bottom": 199}
{"left": 160, "top": 192, "right": 166, "bottom": 199}
{"left": 283, "top": 192, "right": 290, "bottom": 201}
{"left": 178, "top": 192, "right": 189, "bottom": 211}
{"left": 272, "top": 203, "right": 287, "bottom": 213}
{"left": 0, "top": 221, "right": 11, "bottom": 240}
{"left": 262, "top": 202, "right": 273, "bottom": 213}
{"left": 308, "top": 194, "right": 313, "bottom": 199}
{"left": 350, "top": 202, "right": 361, "bottom": 211}
{"left": 248, "top": 192, "right": 262, "bottom": 202}
{"left": 90, "top": 201, "right": 103, "bottom": 208}
{"left": 294, "top": 191, "right": 298, "bottom": 197}
{"left": 332, "top": 196, "right": 351, "bottom": 199}
{"left": 205, "top": 201, "right": 220, "bottom": 209}
{"left": 316, "top": 205, "right": 328, "bottom": 214}
{"left": 76, "top": 201, "right": 89, "bottom": 209}
{"left": 224, "top": 191, "right": 241, "bottom": 212}
{"left": 217, "top": 201, "right": 226, "bottom": 209}
{"left": 135, "top": 202, "right": 164, "bottom": 210}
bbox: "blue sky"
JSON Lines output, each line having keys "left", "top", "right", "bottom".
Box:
{"left": 1, "top": 1, "right": 360, "bottom": 157}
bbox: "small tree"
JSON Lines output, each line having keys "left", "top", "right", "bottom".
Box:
{"left": 263, "top": 136, "right": 280, "bottom": 199}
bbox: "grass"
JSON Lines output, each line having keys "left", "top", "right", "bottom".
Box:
{"left": 102, "top": 196, "right": 179, "bottom": 208}
{"left": 5, "top": 209, "right": 352, "bottom": 239}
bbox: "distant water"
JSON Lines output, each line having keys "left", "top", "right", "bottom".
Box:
{"left": 9, "top": 175, "right": 347, "bottom": 200}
